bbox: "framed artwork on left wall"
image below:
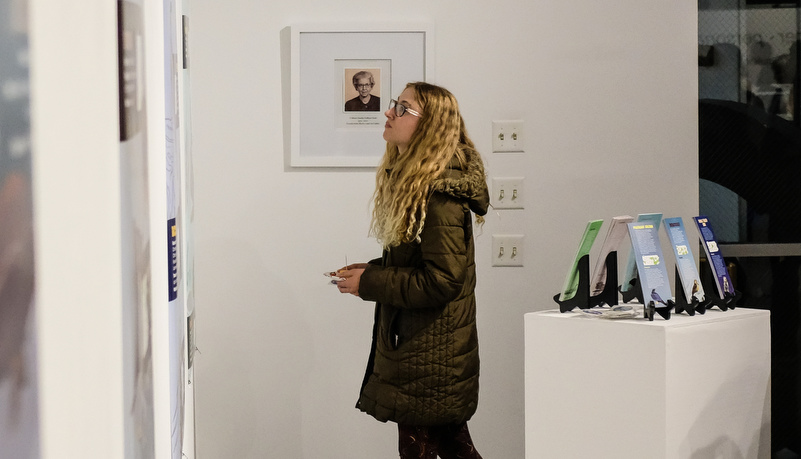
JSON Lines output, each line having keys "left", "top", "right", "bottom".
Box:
{"left": 284, "top": 22, "right": 434, "bottom": 168}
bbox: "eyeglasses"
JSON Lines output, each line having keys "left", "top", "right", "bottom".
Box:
{"left": 389, "top": 99, "right": 421, "bottom": 118}
{"left": 355, "top": 84, "right": 373, "bottom": 89}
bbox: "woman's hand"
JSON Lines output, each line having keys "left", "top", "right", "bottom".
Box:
{"left": 336, "top": 264, "right": 367, "bottom": 296}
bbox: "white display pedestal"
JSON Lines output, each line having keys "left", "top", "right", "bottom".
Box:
{"left": 524, "top": 307, "right": 771, "bottom": 459}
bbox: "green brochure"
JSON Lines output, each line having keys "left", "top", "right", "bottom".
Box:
{"left": 559, "top": 219, "right": 604, "bottom": 301}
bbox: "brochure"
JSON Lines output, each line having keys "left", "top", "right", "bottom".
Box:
{"left": 589, "top": 215, "right": 634, "bottom": 296}
{"left": 627, "top": 221, "right": 673, "bottom": 308}
{"left": 558, "top": 219, "right": 604, "bottom": 301}
{"left": 663, "top": 217, "right": 705, "bottom": 303}
{"left": 693, "top": 216, "right": 734, "bottom": 299}
{"left": 620, "top": 213, "right": 663, "bottom": 292}
{"left": 578, "top": 304, "right": 639, "bottom": 319}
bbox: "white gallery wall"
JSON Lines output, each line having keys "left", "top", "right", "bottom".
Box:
{"left": 29, "top": 0, "right": 174, "bottom": 457}
{"left": 29, "top": 2, "right": 126, "bottom": 457}
{"left": 188, "top": 1, "right": 699, "bottom": 458}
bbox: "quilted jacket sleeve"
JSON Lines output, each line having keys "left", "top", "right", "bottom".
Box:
{"left": 358, "top": 193, "right": 469, "bottom": 309}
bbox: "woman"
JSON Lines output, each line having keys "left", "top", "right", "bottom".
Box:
{"left": 335, "top": 82, "right": 489, "bottom": 459}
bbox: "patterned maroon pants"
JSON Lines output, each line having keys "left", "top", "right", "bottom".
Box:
{"left": 397, "top": 422, "right": 483, "bottom": 459}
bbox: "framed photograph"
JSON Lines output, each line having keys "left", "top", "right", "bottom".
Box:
{"left": 287, "top": 23, "right": 434, "bottom": 168}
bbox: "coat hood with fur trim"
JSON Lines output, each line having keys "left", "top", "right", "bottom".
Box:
{"left": 431, "top": 147, "right": 490, "bottom": 218}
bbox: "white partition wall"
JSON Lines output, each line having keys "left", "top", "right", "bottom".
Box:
{"left": 30, "top": 1, "right": 126, "bottom": 457}
{"left": 28, "top": 0, "right": 190, "bottom": 457}
{"left": 177, "top": 0, "right": 198, "bottom": 456}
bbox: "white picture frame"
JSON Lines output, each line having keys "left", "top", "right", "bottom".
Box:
{"left": 286, "top": 22, "right": 434, "bottom": 168}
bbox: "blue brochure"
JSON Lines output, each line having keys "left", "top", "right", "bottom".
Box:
{"left": 693, "top": 216, "right": 734, "bottom": 299}
{"left": 664, "top": 217, "right": 705, "bottom": 303}
{"left": 627, "top": 221, "right": 673, "bottom": 308}
{"left": 620, "top": 213, "right": 663, "bottom": 292}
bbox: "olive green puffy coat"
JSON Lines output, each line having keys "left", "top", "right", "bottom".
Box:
{"left": 356, "top": 151, "right": 489, "bottom": 426}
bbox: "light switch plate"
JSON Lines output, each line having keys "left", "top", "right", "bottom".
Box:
{"left": 492, "top": 120, "right": 524, "bottom": 152}
{"left": 492, "top": 234, "right": 525, "bottom": 267}
{"left": 492, "top": 177, "right": 524, "bottom": 209}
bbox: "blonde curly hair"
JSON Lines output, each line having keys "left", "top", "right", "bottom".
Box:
{"left": 370, "top": 82, "right": 477, "bottom": 248}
